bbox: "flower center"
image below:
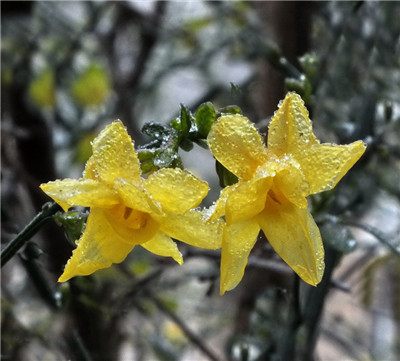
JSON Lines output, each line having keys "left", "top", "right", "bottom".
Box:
{"left": 109, "top": 204, "right": 148, "bottom": 229}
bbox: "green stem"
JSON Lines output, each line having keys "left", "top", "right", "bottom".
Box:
{"left": 1, "top": 202, "right": 62, "bottom": 267}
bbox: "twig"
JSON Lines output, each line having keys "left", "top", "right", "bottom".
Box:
{"left": 341, "top": 220, "right": 400, "bottom": 255}
{"left": 145, "top": 290, "right": 222, "bottom": 361}
{"left": 1, "top": 202, "right": 62, "bottom": 267}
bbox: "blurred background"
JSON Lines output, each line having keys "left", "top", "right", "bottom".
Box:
{"left": 1, "top": 1, "right": 399, "bottom": 360}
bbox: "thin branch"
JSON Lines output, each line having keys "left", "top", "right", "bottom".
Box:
{"left": 145, "top": 290, "right": 222, "bottom": 361}
{"left": 342, "top": 220, "right": 400, "bottom": 255}
{"left": 1, "top": 202, "right": 62, "bottom": 267}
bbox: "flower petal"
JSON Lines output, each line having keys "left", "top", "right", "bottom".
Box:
{"left": 141, "top": 232, "right": 183, "bottom": 265}
{"left": 204, "top": 185, "right": 235, "bottom": 222}
{"left": 220, "top": 219, "right": 260, "bottom": 295}
{"left": 256, "top": 195, "right": 324, "bottom": 286}
{"left": 297, "top": 142, "right": 366, "bottom": 194}
{"left": 143, "top": 168, "right": 209, "bottom": 214}
{"left": 58, "top": 208, "right": 136, "bottom": 282}
{"left": 114, "top": 178, "right": 162, "bottom": 214}
{"left": 208, "top": 115, "right": 266, "bottom": 180}
{"left": 267, "top": 93, "right": 318, "bottom": 157}
{"left": 92, "top": 120, "right": 141, "bottom": 184}
{"left": 83, "top": 156, "right": 97, "bottom": 180}
{"left": 40, "top": 179, "right": 120, "bottom": 212}
{"left": 225, "top": 177, "right": 271, "bottom": 224}
{"left": 156, "top": 210, "right": 223, "bottom": 249}
{"left": 274, "top": 160, "right": 309, "bottom": 209}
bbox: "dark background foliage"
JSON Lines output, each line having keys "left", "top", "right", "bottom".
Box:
{"left": 1, "top": 2, "right": 399, "bottom": 360}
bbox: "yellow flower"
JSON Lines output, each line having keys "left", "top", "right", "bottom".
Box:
{"left": 41, "top": 121, "right": 223, "bottom": 282}
{"left": 207, "top": 93, "right": 366, "bottom": 294}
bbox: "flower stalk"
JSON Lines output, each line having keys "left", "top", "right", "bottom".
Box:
{"left": 1, "top": 202, "right": 62, "bottom": 267}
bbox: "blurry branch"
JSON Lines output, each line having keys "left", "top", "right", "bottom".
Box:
{"left": 186, "top": 248, "right": 292, "bottom": 276}
{"left": 302, "top": 246, "right": 342, "bottom": 361}
{"left": 276, "top": 275, "right": 302, "bottom": 361}
{"left": 1, "top": 202, "right": 62, "bottom": 267}
{"left": 103, "top": 1, "right": 167, "bottom": 139}
{"left": 113, "top": 265, "right": 222, "bottom": 361}
{"left": 18, "top": 242, "right": 61, "bottom": 310}
{"left": 121, "top": 1, "right": 167, "bottom": 91}
{"left": 342, "top": 221, "right": 400, "bottom": 255}
{"left": 144, "top": 290, "right": 223, "bottom": 361}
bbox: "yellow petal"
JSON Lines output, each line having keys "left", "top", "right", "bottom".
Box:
{"left": 141, "top": 232, "right": 183, "bottom": 265}
{"left": 274, "top": 158, "right": 309, "bottom": 209}
{"left": 225, "top": 177, "right": 271, "bottom": 224}
{"left": 296, "top": 141, "right": 366, "bottom": 194}
{"left": 204, "top": 185, "right": 235, "bottom": 222}
{"left": 114, "top": 178, "right": 162, "bottom": 215}
{"left": 267, "top": 93, "right": 318, "bottom": 157}
{"left": 220, "top": 219, "right": 260, "bottom": 295}
{"left": 58, "top": 208, "right": 136, "bottom": 282}
{"left": 83, "top": 156, "right": 97, "bottom": 179}
{"left": 92, "top": 120, "right": 141, "bottom": 185}
{"left": 40, "top": 179, "right": 120, "bottom": 212}
{"left": 156, "top": 210, "right": 223, "bottom": 249}
{"left": 256, "top": 195, "right": 324, "bottom": 286}
{"left": 208, "top": 115, "right": 266, "bottom": 180}
{"left": 144, "top": 168, "right": 209, "bottom": 214}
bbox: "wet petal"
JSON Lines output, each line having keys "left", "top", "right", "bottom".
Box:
{"left": 40, "top": 179, "right": 120, "bottom": 212}
{"left": 220, "top": 219, "right": 260, "bottom": 295}
{"left": 274, "top": 160, "right": 309, "bottom": 209}
{"left": 92, "top": 120, "right": 141, "bottom": 184}
{"left": 157, "top": 210, "right": 223, "bottom": 249}
{"left": 267, "top": 93, "right": 318, "bottom": 157}
{"left": 83, "top": 156, "right": 97, "bottom": 180}
{"left": 225, "top": 177, "right": 271, "bottom": 224}
{"left": 144, "top": 168, "right": 208, "bottom": 214}
{"left": 114, "top": 178, "right": 162, "bottom": 214}
{"left": 297, "top": 141, "right": 366, "bottom": 194}
{"left": 208, "top": 115, "right": 266, "bottom": 180}
{"left": 141, "top": 232, "right": 183, "bottom": 265}
{"left": 204, "top": 185, "right": 235, "bottom": 222}
{"left": 257, "top": 195, "right": 324, "bottom": 286}
{"left": 58, "top": 208, "right": 136, "bottom": 282}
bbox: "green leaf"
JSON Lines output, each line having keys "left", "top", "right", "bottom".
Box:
{"left": 195, "top": 101, "right": 217, "bottom": 138}
{"left": 179, "top": 138, "right": 193, "bottom": 152}
{"left": 171, "top": 104, "right": 193, "bottom": 135}
{"left": 154, "top": 149, "right": 181, "bottom": 168}
{"left": 230, "top": 82, "right": 241, "bottom": 96}
{"left": 142, "top": 122, "right": 172, "bottom": 140}
{"left": 140, "top": 160, "right": 157, "bottom": 174}
{"left": 217, "top": 105, "right": 243, "bottom": 117}
{"left": 284, "top": 76, "right": 312, "bottom": 104}
{"left": 298, "top": 53, "right": 320, "bottom": 86}
{"left": 137, "top": 148, "right": 161, "bottom": 162}
{"left": 216, "top": 160, "right": 238, "bottom": 188}
{"left": 53, "top": 211, "right": 88, "bottom": 245}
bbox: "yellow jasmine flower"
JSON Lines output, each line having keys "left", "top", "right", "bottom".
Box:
{"left": 207, "top": 93, "right": 366, "bottom": 294}
{"left": 41, "top": 121, "right": 222, "bottom": 282}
